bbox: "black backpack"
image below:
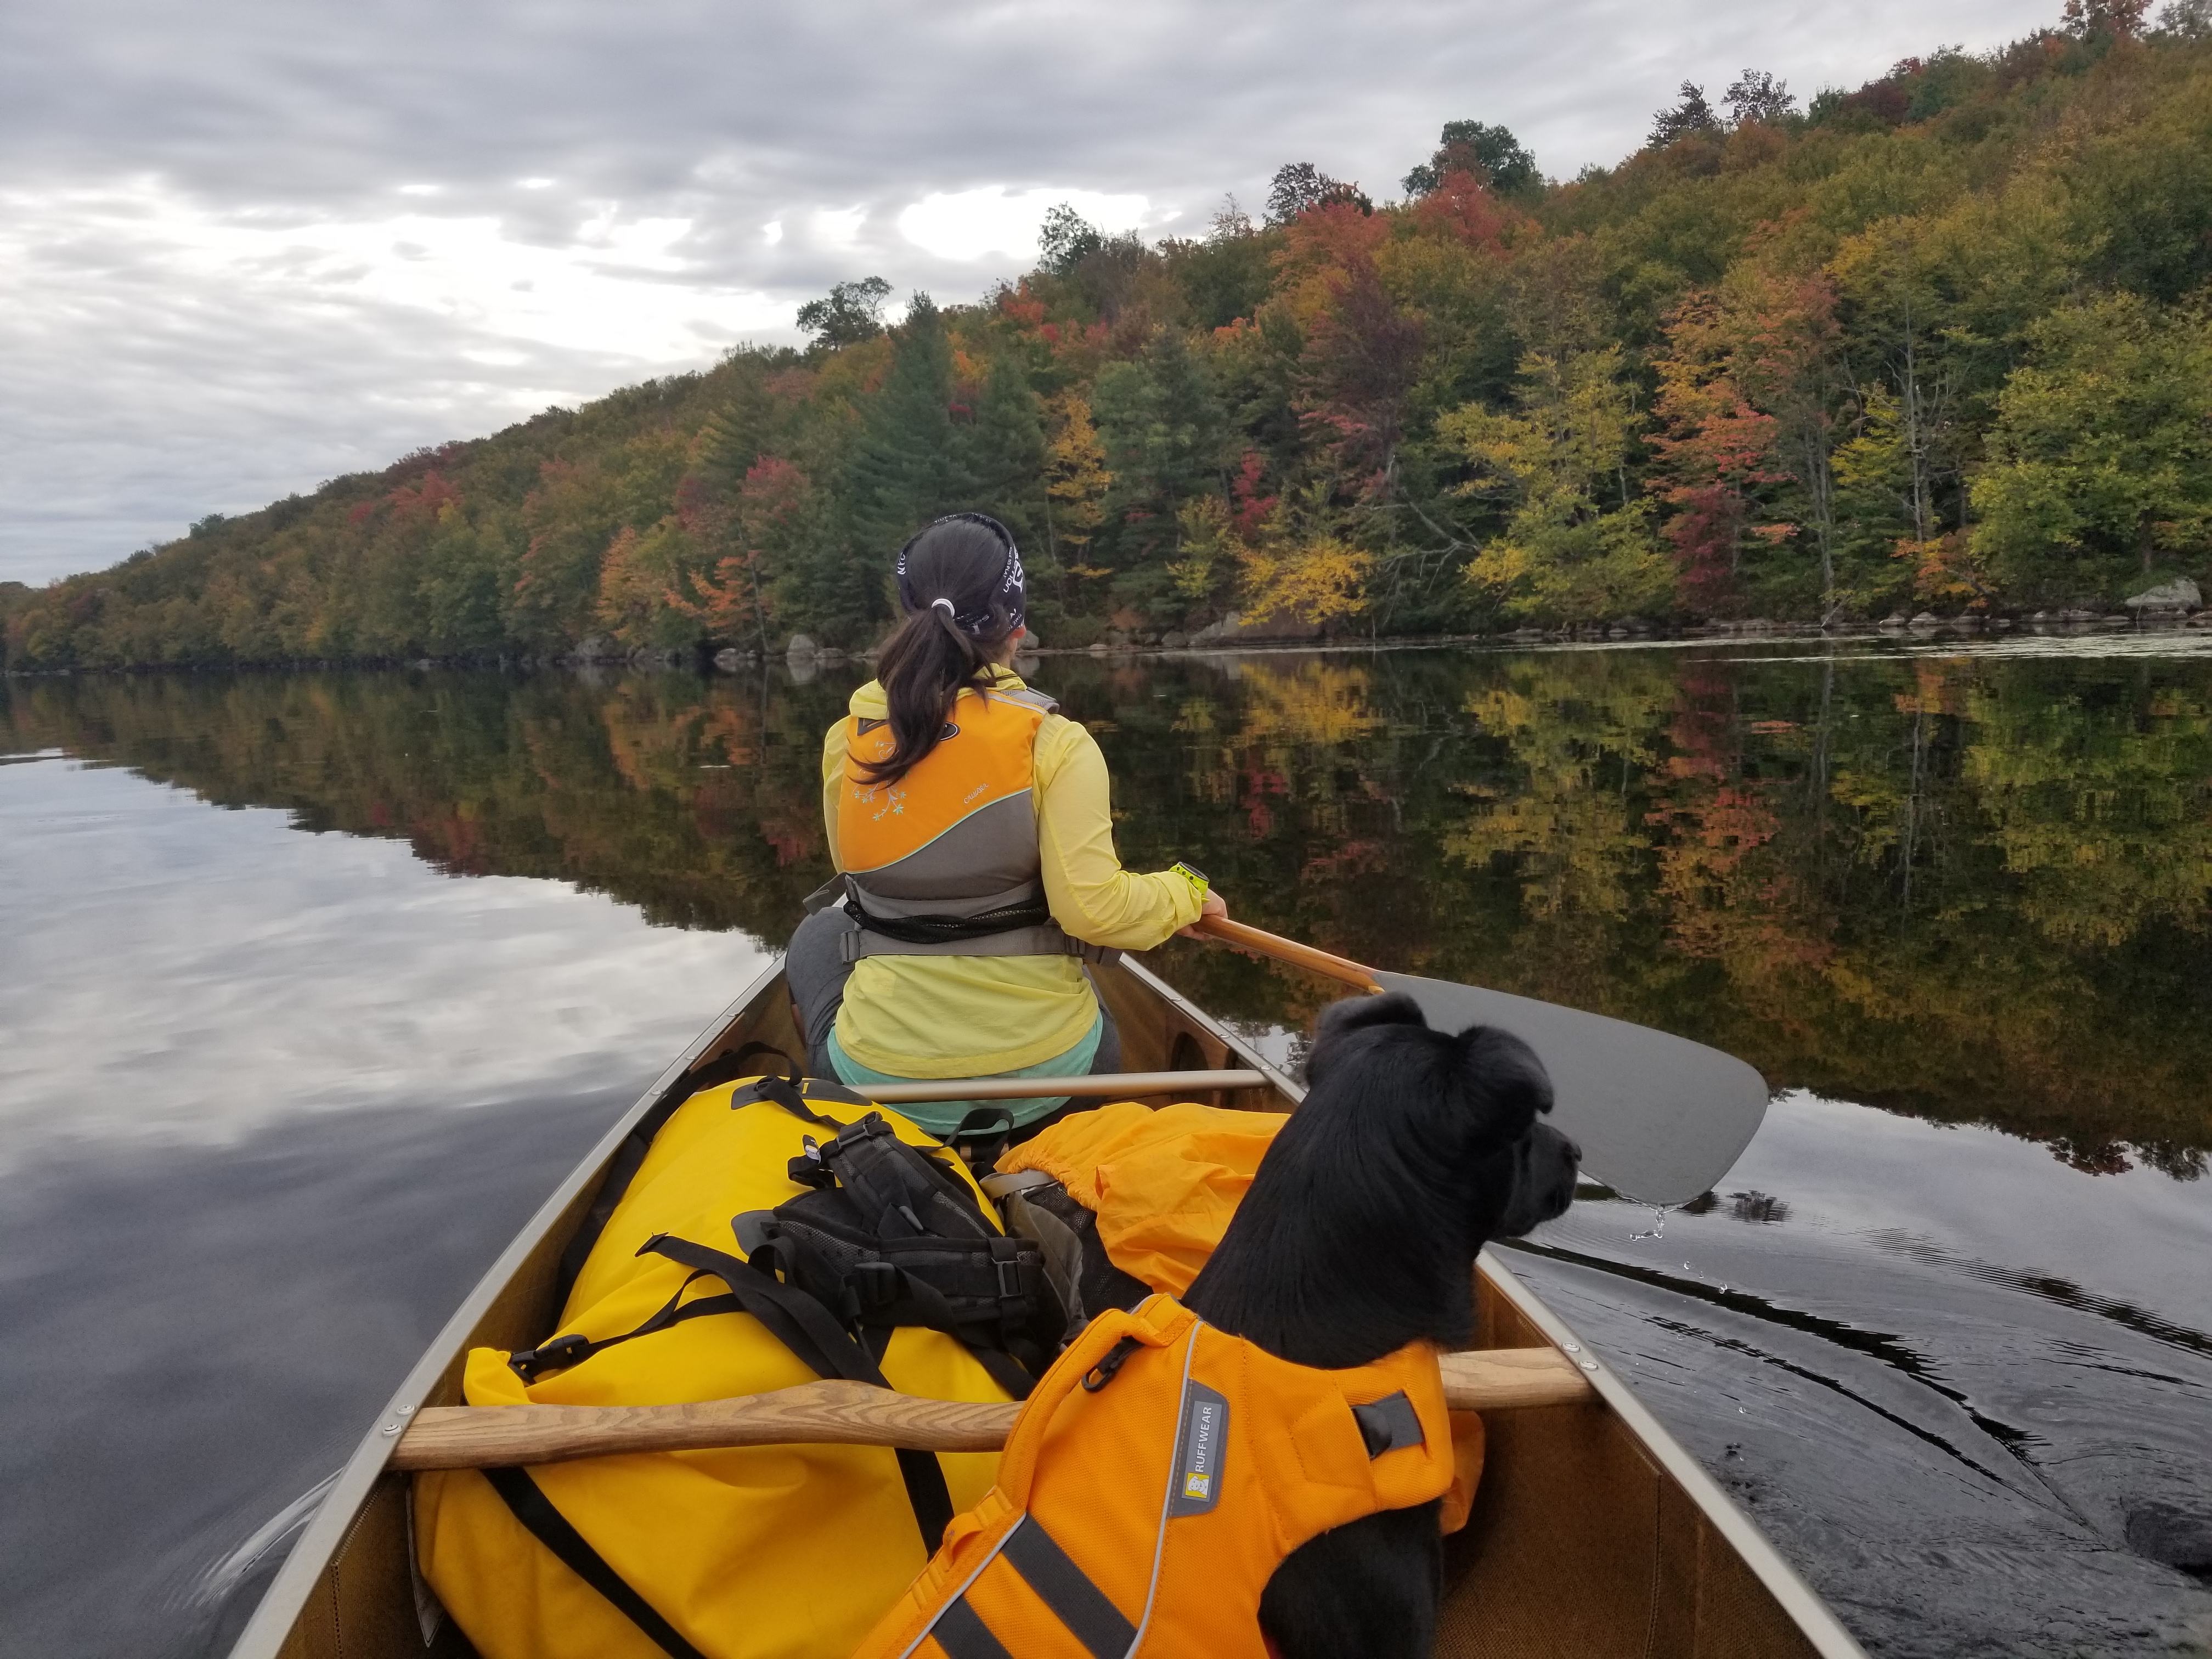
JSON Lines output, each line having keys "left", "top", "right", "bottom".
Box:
{"left": 736, "top": 1100, "right": 1066, "bottom": 1391}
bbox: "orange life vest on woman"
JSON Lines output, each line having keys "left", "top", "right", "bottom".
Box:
{"left": 834, "top": 682, "right": 1106, "bottom": 963}
{"left": 851, "top": 1294, "right": 1455, "bottom": 1659}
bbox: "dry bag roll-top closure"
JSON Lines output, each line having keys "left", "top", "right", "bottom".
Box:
{"left": 826, "top": 683, "right": 1116, "bottom": 966}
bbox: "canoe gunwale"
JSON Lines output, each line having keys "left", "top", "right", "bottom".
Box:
{"left": 224, "top": 957, "right": 790, "bottom": 1659}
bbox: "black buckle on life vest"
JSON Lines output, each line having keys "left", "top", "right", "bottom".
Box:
{"left": 509, "top": 1331, "right": 592, "bottom": 1384}
{"left": 787, "top": 1136, "right": 834, "bottom": 1189}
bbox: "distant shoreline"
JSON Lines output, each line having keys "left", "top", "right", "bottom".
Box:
{"left": 11, "top": 611, "right": 2209, "bottom": 679}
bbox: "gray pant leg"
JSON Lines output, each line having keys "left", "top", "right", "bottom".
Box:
{"left": 785, "top": 906, "right": 859, "bottom": 1078}
{"left": 1088, "top": 991, "right": 1122, "bottom": 1075}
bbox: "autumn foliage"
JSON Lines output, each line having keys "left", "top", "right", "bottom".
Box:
{"left": 8, "top": 7, "right": 2212, "bottom": 670}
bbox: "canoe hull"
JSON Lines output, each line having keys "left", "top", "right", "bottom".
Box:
{"left": 233, "top": 957, "right": 1864, "bottom": 1659}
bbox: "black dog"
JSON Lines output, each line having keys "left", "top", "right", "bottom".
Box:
{"left": 1181, "top": 991, "right": 1581, "bottom": 1659}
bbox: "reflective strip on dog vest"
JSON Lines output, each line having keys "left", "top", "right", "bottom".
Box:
{"left": 857, "top": 1295, "right": 1456, "bottom": 1659}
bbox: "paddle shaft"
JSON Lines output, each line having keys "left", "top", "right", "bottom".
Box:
{"left": 390, "top": 1346, "right": 1591, "bottom": 1471}
{"left": 1190, "top": 916, "right": 1380, "bottom": 992}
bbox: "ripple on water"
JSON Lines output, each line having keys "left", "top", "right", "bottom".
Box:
{"left": 1505, "top": 1091, "right": 2212, "bottom": 1658}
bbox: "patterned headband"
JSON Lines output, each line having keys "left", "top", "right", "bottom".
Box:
{"left": 894, "top": 513, "right": 1027, "bottom": 635}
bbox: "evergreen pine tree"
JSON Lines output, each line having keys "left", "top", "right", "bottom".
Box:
{"left": 846, "top": 294, "right": 961, "bottom": 557}
{"left": 1092, "top": 327, "right": 1229, "bottom": 577}
{"left": 958, "top": 354, "right": 1048, "bottom": 545}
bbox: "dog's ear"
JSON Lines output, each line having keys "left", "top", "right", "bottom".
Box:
{"left": 1307, "top": 991, "right": 1428, "bottom": 1086}
{"left": 1453, "top": 1025, "right": 1555, "bottom": 1148}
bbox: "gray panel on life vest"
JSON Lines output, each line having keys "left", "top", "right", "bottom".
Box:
{"left": 845, "top": 792, "right": 1041, "bottom": 905}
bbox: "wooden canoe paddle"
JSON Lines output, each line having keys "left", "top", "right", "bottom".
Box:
{"left": 390, "top": 1347, "right": 1593, "bottom": 1471}
{"left": 1189, "top": 916, "right": 1770, "bottom": 1208}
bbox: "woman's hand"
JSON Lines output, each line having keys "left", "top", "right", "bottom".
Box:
{"left": 1177, "top": 891, "right": 1228, "bottom": 939}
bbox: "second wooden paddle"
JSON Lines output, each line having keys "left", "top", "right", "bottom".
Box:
{"left": 390, "top": 1346, "right": 1594, "bottom": 1471}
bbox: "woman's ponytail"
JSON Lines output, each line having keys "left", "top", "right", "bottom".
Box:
{"left": 855, "top": 515, "right": 1026, "bottom": 787}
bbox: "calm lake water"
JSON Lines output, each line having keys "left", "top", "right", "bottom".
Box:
{"left": 5, "top": 638, "right": 2211, "bottom": 1659}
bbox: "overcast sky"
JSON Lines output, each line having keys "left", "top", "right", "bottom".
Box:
{"left": 1, "top": 0, "right": 2051, "bottom": 588}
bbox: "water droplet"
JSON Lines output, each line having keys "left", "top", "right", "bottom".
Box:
{"left": 1629, "top": 1205, "right": 1668, "bottom": 1240}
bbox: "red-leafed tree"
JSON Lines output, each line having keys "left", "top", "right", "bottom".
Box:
{"left": 1650, "top": 269, "right": 1842, "bottom": 613}
{"left": 668, "top": 457, "right": 812, "bottom": 653}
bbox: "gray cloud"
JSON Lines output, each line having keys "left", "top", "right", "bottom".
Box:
{"left": 0, "top": 0, "right": 2048, "bottom": 585}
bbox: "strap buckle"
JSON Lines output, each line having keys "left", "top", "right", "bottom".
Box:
{"left": 852, "top": 1260, "right": 902, "bottom": 1308}
{"left": 509, "top": 1331, "right": 592, "bottom": 1384}
{"left": 1081, "top": 1334, "right": 1143, "bottom": 1393}
{"left": 988, "top": 1235, "right": 1029, "bottom": 1305}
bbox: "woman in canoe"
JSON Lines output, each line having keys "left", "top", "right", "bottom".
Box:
{"left": 787, "top": 512, "right": 1226, "bottom": 1146}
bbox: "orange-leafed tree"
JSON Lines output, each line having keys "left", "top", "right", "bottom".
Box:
{"left": 668, "top": 457, "right": 812, "bottom": 654}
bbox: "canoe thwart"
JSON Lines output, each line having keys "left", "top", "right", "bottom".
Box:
{"left": 855, "top": 1069, "right": 1266, "bottom": 1103}
{"left": 388, "top": 1346, "right": 1594, "bottom": 1471}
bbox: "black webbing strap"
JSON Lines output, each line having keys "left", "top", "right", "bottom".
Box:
{"left": 749, "top": 1074, "right": 848, "bottom": 1129}
{"left": 509, "top": 1274, "right": 743, "bottom": 1384}
{"left": 743, "top": 1222, "right": 1040, "bottom": 1402}
{"left": 483, "top": 1466, "right": 709, "bottom": 1659}
{"left": 639, "top": 1234, "right": 957, "bottom": 1551}
{"left": 552, "top": 1042, "right": 797, "bottom": 1307}
{"left": 642, "top": 1235, "right": 868, "bottom": 1384}
{"left": 842, "top": 892, "right": 1052, "bottom": 946}
{"left": 962, "top": 1342, "right": 1037, "bottom": 1403}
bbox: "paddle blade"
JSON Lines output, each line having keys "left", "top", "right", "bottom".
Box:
{"left": 1370, "top": 972, "right": 1771, "bottom": 1207}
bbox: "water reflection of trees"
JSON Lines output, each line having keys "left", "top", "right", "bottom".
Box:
{"left": 5, "top": 648, "right": 2206, "bottom": 1173}
{"left": 1077, "top": 648, "right": 2212, "bottom": 1177}
{"left": 1, "top": 668, "right": 855, "bottom": 940}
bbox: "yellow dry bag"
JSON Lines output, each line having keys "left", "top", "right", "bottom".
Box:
{"left": 414, "top": 1074, "right": 1054, "bottom": 1659}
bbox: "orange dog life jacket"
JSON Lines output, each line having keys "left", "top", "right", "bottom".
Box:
{"left": 851, "top": 1294, "right": 1456, "bottom": 1659}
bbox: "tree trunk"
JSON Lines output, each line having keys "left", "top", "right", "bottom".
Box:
{"left": 1900, "top": 313, "right": 1931, "bottom": 543}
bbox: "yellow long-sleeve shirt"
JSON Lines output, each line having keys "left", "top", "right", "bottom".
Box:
{"left": 822, "top": 671, "right": 1203, "bottom": 1076}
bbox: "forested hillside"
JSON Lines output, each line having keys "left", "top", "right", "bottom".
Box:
{"left": 8, "top": 0, "right": 2211, "bottom": 670}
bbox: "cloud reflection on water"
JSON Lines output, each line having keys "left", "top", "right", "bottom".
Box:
{"left": 0, "top": 755, "right": 769, "bottom": 1170}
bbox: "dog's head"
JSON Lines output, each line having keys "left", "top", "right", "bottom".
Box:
{"left": 1307, "top": 990, "right": 1579, "bottom": 1245}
